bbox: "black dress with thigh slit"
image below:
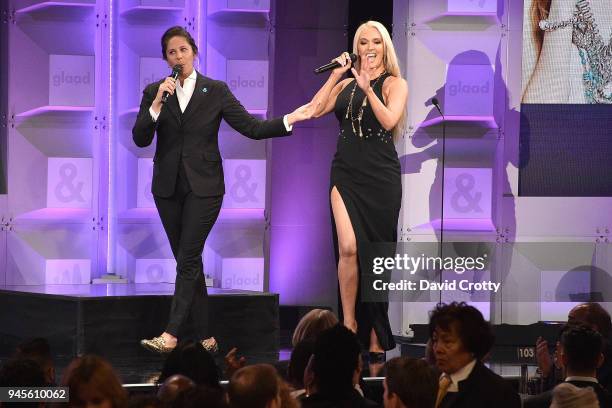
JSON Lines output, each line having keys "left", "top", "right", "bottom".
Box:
{"left": 331, "top": 72, "right": 401, "bottom": 351}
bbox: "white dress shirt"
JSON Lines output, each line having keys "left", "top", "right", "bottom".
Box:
{"left": 444, "top": 359, "right": 477, "bottom": 393}
{"left": 148, "top": 69, "right": 292, "bottom": 131}
{"left": 565, "top": 376, "right": 599, "bottom": 383}
{"left": 149, "top": 68, "right": 197, "bottom": 120}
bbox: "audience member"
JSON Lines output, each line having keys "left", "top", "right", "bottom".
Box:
{"left": 525, "top": 323, "right": 612, "bottom": 408}
{"left": 300, "top": 324, "right": 378, "bottom": 408}
{"left": 292, "top": 309, "right": 339, "bottom": 347}
{"left": 224, "top": 347, "right": 247, "bottom": 379}
{"left": 62, "top": 355, "right": 128, "bottom": 408}
{"left": 157, "top": 374, "right": 195, "bottom": 407}
{"left": 170, "top": 385, "right": 228, "bottom": 408}
{"left": 14, "top": 338, "right": 55, "bottom": 386}
{"left": 158, "top": 340, "right": 221, "bottom": 389}
{"left": 228, "top": 364, "right": 297, "bottom": 408}
{"left": 127, "top": 394, "right": 162, "bottom": 408}
{"left": 429, "top": 302, "right": 520, "bottom": 408}
{"left": 225, "top": 309, "right": 337, "bottom": 382}
{"left": 537, "top": 302, "right": 612, "bottom": 392}
{"left": 550, "top": 382, "right": 599, "bottom": 408}
{"left": 0, "top": 358, "right": 46, "bottom": 408}
{"left": 383, "top": 357, "right": 438, "bottom": 408}
{"left": 287, "top": 338, "right": 315, "bottom": 397}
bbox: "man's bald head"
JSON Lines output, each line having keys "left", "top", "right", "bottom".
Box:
{"left": 568, "top": 303, "right": 612, "bottom": 339}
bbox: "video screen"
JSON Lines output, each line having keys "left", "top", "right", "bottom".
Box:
{"left": 519, "top": 0, "right": 612, "bottom": 197}
{"left": 522, "top": 0, "right": 612, "bottom": 104}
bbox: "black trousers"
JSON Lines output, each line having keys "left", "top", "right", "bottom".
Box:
{"left": 154, "top": 164, "right": 223, "bottom": 338}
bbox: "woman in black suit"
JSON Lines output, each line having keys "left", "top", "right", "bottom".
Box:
{"left": 133, "top": 26, "right": 312, "bottom": 354}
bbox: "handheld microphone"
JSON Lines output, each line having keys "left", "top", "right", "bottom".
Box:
{"left": 431, "top": 97, "right": 443, "bottom": 117}
{"left": 314, "top": 53, "right": 358, "bottom": 74}
{"left": 161, "top": 64, "right": 183, "bottom": 104}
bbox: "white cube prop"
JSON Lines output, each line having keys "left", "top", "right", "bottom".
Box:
{"left": 47, "top": 158, "right": 93, "bottom": 209}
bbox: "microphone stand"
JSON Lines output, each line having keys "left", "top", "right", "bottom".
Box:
{"left": 435, "top": 105, "right": 446, "bottom": 299}
{"left": 440, "top": 112, "right": 446, "bottom": 269}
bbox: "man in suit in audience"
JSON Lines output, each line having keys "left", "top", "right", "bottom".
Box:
{"left": 430, "top": 302, "right": 520, "bottom": 408}
{"left": 383, "top": 356, "right": 438, "bottom": 408}
{"left": 300, "top": 324, "right": 378, "bottom": 408}
{"left": 525, "top": 323, "right": 612, "bottom": 408}
{"left": 536, "top": 302, "right": 612, "bottom": 392}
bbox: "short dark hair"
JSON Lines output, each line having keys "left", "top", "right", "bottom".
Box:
{"left": 161, "top": 26, "right": 198, "bottom": 60}
{"left": 288, "top": 338, "right": 315, "bottom": 389}
{"left": 15, "top": 338, "right": 53, "bottom": 368}
{"left": 385, "top": 357, "right": 438, "bottom": 408}
{"left": 429, "top": 302, "right": 494, "bottom": 359}
{"left": 228, "top": 364, "right": 279, "bottom": 408}
{"left": 128, "top": 394, "right": 162, "bottom": 408}
{"left": 561, "top": 323, "right": 603, "bottom": 373}
{"left": 0, "top": 358, "right": 46, "bottom": 386}
{"left": 158, "top": 341, "right": 221, "bottom": 389}
{"left": 171, "top": 385, "right": 228, "bottom": 408}
{"left": 570, "top": 303, "right": 612, "bottom": 339}
{"left": 312, "top": 324, "right": 361, "bottom": 398}
{"left": 0, "top": 358, "right": 46, "bottom": 408}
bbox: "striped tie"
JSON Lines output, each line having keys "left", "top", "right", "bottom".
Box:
{"left": 435, "top": 374, "right": 452, "bottom": 408}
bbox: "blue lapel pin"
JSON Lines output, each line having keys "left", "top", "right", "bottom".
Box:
{"left": 202, "top": 87, "right": 208, "bottom": 93}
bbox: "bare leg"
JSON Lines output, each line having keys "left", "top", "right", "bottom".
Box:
{"left": 368, "top": 328, "right": 385, "bottom": 375}
{"left": 331, "top": 186, "right": 358, "bottom": 333}
{"left": 331, "top": 187, "right": 385, "bottom": 353}
{"left": 369, "top": 329, "right": 384, "bottom": 353}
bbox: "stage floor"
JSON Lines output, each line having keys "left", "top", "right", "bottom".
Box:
{"left": 0, "top": 284, "right": 284, "bottom": 384}
{"left": 0, "top": 283, "right": 269, "bottom": 297}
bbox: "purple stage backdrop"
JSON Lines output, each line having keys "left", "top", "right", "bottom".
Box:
{"left": 1, "top": 0, "right": 611, "bottom": 328}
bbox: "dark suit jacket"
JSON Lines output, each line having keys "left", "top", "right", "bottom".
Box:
{"left": 440, "top": 361, "right": 521, "bottom": 408}
{"left": 541, "top": 341, "right": 612, "bottom": 393}
{"left": 524, "top": 380, "right": 612, "bottom": 408}
{"left": 132, "top": 71, "right": 291, "bottom": 198}
{"left": 299, "top": 389, "right": 380, "bottom": 408}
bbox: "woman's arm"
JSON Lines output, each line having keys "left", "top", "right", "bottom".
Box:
{"left": 365, "top": 76, "right": 408, "bottom": 131}
{"left": 132, "top": 85, "right": 157, "bottom": 147}
{"left": 222, "top": 82, "right": 306, "bottom": 140}
{"left": 132, "top": 76, "right": 177, "bottom": 147}
{"left": 351, "top": 56, "right": 408, "bottom": 131}
{"left": 310, "top": 52, "right": 354, "bottom": 118}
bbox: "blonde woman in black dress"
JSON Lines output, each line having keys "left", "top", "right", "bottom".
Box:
{"left": 307, "top": 21, "right": 408, "bottom": 358}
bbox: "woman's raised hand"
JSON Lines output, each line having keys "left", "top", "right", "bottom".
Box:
{"left": 332, "top": 52, "right": 353, "bottom": 76}
{"left": 152, "top": 76, "right": 178, "bottom": 110}
{"left": 351, "top": 53, "right": 371, "bottom": 92}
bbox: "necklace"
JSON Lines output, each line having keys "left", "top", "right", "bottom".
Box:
{"left": 572, "top": 0, "right": 612, "bottom": 103}
{"left": 538, "top": 0, "right": 612, "bottom": 103}
{"left": 345, "top": 71, "right": 387, "bottom": 137}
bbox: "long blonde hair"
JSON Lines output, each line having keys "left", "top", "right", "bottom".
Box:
{"left": 531, "top": 0, "right": 551, "bottom": 60}
{"left": 352, "top": 20, "right": 406, "bottom": 142}
{"left": 291, "top": 308, "right": 338, "bottom": 347}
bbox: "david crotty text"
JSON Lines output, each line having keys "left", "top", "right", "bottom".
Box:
{"left": 372, "top": 279, "right": 501, "bottom": 293}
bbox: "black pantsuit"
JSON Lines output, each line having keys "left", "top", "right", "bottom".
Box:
{"left": 154, "top": 164, "right": 222, "bottom": 337}
{"left": 133, "top": 71, "right": 291, "bottom": 339}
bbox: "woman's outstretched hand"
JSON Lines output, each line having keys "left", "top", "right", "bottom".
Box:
{"left": 287, "top": 102, "right": 316, "bottom": 126}
{"left": 351, "top": 54, "right": 371, "bottom": 92}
